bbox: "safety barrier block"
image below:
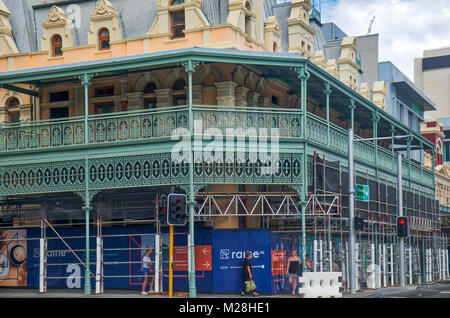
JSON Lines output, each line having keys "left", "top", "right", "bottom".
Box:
{"left": 298, "top": 272, "right": 343, "bottom": 298}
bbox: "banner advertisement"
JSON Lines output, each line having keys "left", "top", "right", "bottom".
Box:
{"left": 212, "top": 230, "right": 272, "bottom": 293}
{"left": 0, "top": 230, "right": 27, "bottom": 287}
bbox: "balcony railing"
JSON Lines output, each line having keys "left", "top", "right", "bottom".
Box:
{"left": 192, "top": 105, "right": 301, "bottom": 138}
{"left": 0, "top": 106, "right": 189, "bottom": 151}
{"left": 0, "top": 105, "right": 303, "bottom": 153}
{"left": 305, "top": 112, "right": 433, "bottom": 188}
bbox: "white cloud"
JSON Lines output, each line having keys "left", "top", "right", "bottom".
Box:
{"left": 321, "top": 0, "right": 450, "bottom": 80}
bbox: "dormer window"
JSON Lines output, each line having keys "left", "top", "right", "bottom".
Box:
{"left": 51, "top": 34, "right": 63, "bottom": 57}
{"left": 171, "top": 0, "right": 185, "bottom": 39}
{"left": 98, "top": 28, "right": 110, "bottom": 50}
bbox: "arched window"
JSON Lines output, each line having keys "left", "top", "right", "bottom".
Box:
{"left": 51, "top": 34, "right": 63, "bottom": 57}
{"left": 273, "top": 42, "right": 278, "bottom": 52}
{"left": 172, "top": 79, "right": 186, "bottom": 91}
{"left": 7, "top": 97, "right": 20, "bottom": 109}
{"left": 172, "top": 78, "right": 187, "bottom": 106}
{"left": 170, "top": 0, "right": 185, "bottom": 39}
{"left": 144, "top": 82, "right": 157, "bottom": 109}
{"left": 6, "top": 97, "right": 20, "bottom": 123}
{"left": 98, "top": 28, "right": 110, "bottom": 51}
{"left": 144, "top": 82, "right": 157, "bottom": 94}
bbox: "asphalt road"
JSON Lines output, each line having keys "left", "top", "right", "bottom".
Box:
{"left": 346, "top": 281, "right": 450, "bottom": 298}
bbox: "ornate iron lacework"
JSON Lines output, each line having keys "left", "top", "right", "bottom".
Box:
{"left": 0, "top": 152, "right": 303, "bottom": 197}
{"left": 0, "top": 109, "right": 190, "bottom": 151}
{"left": 0, "top": 108, "right": 303, "bottom": 152}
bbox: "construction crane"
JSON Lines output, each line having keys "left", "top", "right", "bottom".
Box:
{"left": 367, "top": 16, "right": 376, "bottom": 34}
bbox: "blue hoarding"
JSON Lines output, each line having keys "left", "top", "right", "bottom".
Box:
{"left": 212, "top": 230, "right": 272, "bottom": 293}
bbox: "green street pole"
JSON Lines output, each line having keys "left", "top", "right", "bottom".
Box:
{"left": 186, "top": 59, "right": 197, "bottom": 298}
{"left": 324, "top": 82, "right": 331, "bottom": 147}
{"left": 298, "top": 64, "right": 310, "bottom": 271}
{"left": 81, "top": 73, "right": 93, "bottom": 295}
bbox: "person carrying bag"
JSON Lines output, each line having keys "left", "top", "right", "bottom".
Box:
{"left": 240, "top": 252, "right": 259, "bottom": 296}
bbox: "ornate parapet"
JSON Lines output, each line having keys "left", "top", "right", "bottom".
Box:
{"left": 326, "top": 59, "right": 339, "bottom": 79}
{"left": 0, "top": 0, "right": 19, "bottom": 55}
{"left": 358, "top": 83, "right": 371, "bottom": 100}
{"left": 264, "top": 16, "right": 281, "bottom": 52}
{"left": 287, "top": 0, "right": 315, "bottom": 59}
{"left": 312, "top": 50, "right": 327, "bottom": 70}
{"left": 338, "top": 36, "right": 360, "bottom": 91}
{"left": 372, "top": 81, "right": 387, "bottom": 110}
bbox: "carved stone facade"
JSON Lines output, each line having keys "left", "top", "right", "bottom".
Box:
{"left": 287, "top": 0, "right": 315, "bottom": 59}
{"left": 372, "top": 81, "right": 387, "bottom": 110}
{"left": 264, "top": 16, "right": 281, "bottom": 52}
{"left": 338, "top": 36, "right": 360, "bottom": 91}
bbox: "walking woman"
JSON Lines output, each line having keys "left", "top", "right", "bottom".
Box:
{"left": 286, "top": 250, "right": 302, "bottom": 295}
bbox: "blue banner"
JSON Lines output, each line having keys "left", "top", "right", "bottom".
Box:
{"left": 212, "top": 230, "right": 271, "bottom": 293}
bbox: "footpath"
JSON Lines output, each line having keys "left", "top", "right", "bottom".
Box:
{"left": 0, "top": 281, "right": 448, "bottom": 298}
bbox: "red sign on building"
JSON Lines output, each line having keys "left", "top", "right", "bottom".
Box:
{"left": 271, "top": 250, "right": 286, "bottom": 276}
{"left": 172, "top": 245, "right": 212, "bottom": 272}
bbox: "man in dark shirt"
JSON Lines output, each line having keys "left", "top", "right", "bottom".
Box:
{"left": 240, "top": 252, "right": 259, "bottom": 296}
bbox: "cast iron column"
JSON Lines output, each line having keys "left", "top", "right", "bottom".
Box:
{"left": 80, "top": 73, "right": 94, "bottom": 295}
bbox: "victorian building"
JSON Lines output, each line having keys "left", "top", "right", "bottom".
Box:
{"left": 0, "top": 0, "right": 447, "bottom": 295}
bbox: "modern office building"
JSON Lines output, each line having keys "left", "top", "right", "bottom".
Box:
{"left": 0, "top": 0, "right": 447, "bottom": 295}
{"left": 416, "top": 47, "right": 450, "bottom": 240}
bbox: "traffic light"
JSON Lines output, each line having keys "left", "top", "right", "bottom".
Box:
{"left": 167, "top": 193, "right": 187, "bottom": 226}
{"left": 354, "top": 217, "right": 365, "bottom": 231}
{"left": 397, "top": 216, "right": 409, "bottom": 238}
{"left": 158, "top": 194, "right": 167, "bottom": 225}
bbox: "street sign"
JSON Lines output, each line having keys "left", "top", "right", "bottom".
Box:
{"left": 355, "top": 184, "right": 369, "bottom": 202}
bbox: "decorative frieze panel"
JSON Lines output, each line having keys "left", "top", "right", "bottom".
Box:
{"left": 0, "top": 152, "right": 303, "bottom": 196}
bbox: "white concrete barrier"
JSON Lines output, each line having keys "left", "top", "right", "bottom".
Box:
{"left": 298, "top": 272, "right": 343, "bottom": 298}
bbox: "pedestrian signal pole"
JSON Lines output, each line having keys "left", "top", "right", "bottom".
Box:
{"left": 169, "top": 225, "right": 174, "bottom": 298}
{"left": 398, "top": 154, "right": 406, "bottom": 287}
{"left": 348, "top": 128, "right": 357, "bottom": 294}
{"left": 350, "top": 130, "right": 412, "bottom": 294}
{"left": 167, "top": 194, "right": 188, "bottom": 298}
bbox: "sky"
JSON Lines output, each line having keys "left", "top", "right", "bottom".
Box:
{"left": 277, "top": 0, "right": 450, "bottom": 81}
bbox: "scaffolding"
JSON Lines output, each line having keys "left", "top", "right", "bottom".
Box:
{"left": 273, "top": 152, "right": 449, "bottom": 292}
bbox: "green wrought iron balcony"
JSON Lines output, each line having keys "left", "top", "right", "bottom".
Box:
{"left": 0, "top": 104, "right": 433, "bottom": 188}
{"left": 0, "top": 105, "right": 303, "bottom": 153}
